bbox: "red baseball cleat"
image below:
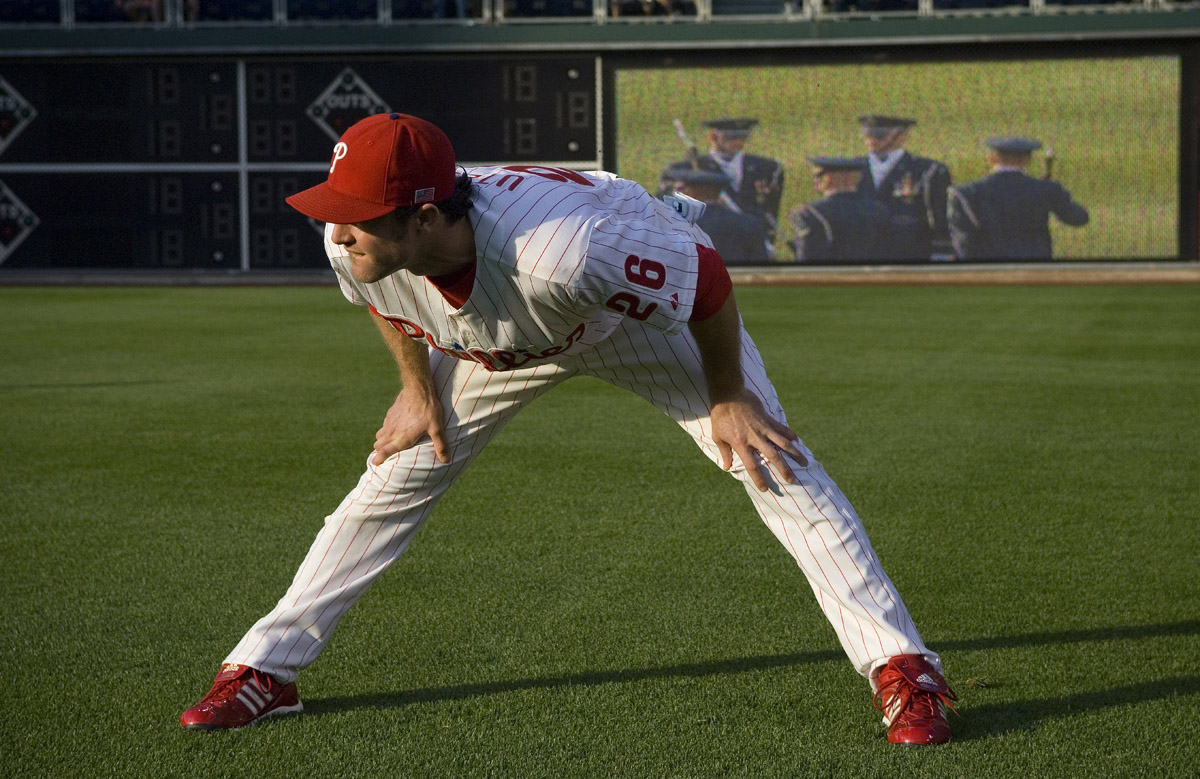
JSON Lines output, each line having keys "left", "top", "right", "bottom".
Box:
{"left": 180, "top": 663, "right": 303, "bottom": 730}
{"left": 873, "top": 655, "right": 958, "bottom": 745}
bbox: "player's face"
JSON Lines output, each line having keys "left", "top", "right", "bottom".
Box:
{"left": 330, "top": 210, "right": 440, "bottom": 282}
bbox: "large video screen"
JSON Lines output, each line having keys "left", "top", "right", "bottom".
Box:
{"left": 611, "top": 52, "right": 1182, "bottom": 265}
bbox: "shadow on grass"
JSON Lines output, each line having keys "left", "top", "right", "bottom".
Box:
{"left": 308, "top": 618, "right": 1200, "bottom": 723}
{"left": 938, "top": 619, "right": 1200, "bottom": 655}
{"left": 309, "top": 647, "right": 845, "bottom": 715}
{"left": 953, "top": 676, "right": 1200, "bottom": 741}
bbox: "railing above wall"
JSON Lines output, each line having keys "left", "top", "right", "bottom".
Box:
{"left": 0, "top": 0, "right": 1197, "bottom": 57}
{"left": 0, "top": 0, "right": 1198, "bottom": 28}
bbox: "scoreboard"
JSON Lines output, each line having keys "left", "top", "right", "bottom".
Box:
{"left": 0, "top": 57, "right": 599, "bottom": 271}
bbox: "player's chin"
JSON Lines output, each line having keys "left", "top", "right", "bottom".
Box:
{"left": 349, "top": 258, "right": 394, "bottom": 284}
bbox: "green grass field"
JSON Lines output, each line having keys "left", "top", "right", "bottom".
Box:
{"left": 615, "top": 56, "right": 1180, "bottom": 260}
{"left": 2, "top": 284, "right": 1199, "bottom": 778}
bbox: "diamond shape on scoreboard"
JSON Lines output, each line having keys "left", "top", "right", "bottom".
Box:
{"left": 0, "top": 180, "right": 40, "bottom": 265}
{"left": 307, "top": 68, "right": 391, "bottom": 142}
{"left": 0, "top": 76, "right": 38, "bottom": 156}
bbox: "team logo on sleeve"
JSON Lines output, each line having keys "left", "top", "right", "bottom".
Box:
{"left": 307, "top": 68, "right": 390, "bottom": 142}
{"left": 0, "top": 76, "right": 37, "bottom": 156}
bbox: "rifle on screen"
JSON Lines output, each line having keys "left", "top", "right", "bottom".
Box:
{"left": 672, "top": 118, "right": 701, "bottom": 170}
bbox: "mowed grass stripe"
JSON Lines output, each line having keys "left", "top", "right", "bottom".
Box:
{"left": 0, "top": 285, "right": 1197, "bottom": 778}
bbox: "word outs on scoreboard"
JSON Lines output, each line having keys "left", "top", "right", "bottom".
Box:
{"left": 0, "top": 57, "right": 598, "bottom": 271}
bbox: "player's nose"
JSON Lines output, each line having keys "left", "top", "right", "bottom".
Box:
{"left": 330, "top": 223, "right": 354, "bottom": 245}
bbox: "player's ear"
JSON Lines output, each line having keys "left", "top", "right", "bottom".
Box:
{"left": 413, "top": 203, "right": 441, "bottom": 232}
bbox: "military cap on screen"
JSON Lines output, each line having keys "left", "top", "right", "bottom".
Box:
{"left": 806, "top": 156, "right": 868, "bottom": 174}
{"left": 986, "top": 136, "right": 1043, "bottom": 153}
{"left": 702, "top": 118, "right": 759, "bottom": 138}
{"left": 671, "top": 169, "right": 732, "bottom": 188}
{"left": 858, "top": 115, "right": 917, "bottom": 130}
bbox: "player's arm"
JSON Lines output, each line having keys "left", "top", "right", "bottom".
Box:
{"left": 686, "top": 251, "right": 806, "bottom": 492}
{"left": 370, "top": 310, "right": 450, "bottom": 466}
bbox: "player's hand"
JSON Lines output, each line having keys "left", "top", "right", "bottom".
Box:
{"left": 371, "top": 386, "right": 450, "bottom": 466}
{"left": 710, "top": 390, "right": 806, "bottom": 492}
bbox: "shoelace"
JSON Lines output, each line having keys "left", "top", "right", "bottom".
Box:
{"left": 873, "top": 676, "right": 959, "bottom": 721}
{"left": 202, "top": 670, "right": 275, "bottom": 707}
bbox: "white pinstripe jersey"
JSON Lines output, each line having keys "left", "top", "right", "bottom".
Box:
{"left": 326, "top": 166, "right": 713, "bottom": 372}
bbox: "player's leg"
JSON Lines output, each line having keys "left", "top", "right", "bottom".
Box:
{"left": 579, "top": 320, "right": 954, "bottom": 743}
{"left": 182, "top": 352, "right": 573, "bottom": 729}
{"left": 225, "top": 354, "right": 572, "bottom": 680}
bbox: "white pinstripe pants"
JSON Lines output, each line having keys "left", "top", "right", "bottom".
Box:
{"left": 225, "top": 318, "right": 937, "bottom": 686}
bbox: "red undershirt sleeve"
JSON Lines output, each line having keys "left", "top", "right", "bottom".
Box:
{"left": 689, "top": 244, "right": 733, "bottom": 322}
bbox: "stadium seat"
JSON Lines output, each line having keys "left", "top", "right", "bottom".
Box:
{"left": 826, "top": 0, "right": 917, "bottom": 11}
{"left": 506, "top": 0, "right": 593, "bottom": 16}
{"left": 932, "top": 0, "right": 1028, "bottom": 8}
{"left": 286, "top": 0, "right": 378, "bottom": 20}
{"left": 0, "top": 0, "right": 61, "bottom": 23}
{"left": 75, "top": 0, "right": 163, "bottom": 22}
{"left": 392, "top": 0, "right": 481, "bottom": 18}
{"left": 710, "top": 0, "right": 787, "bottom": 13}
{"left": 188, "top": 0, "right": 274, "bottom": 21}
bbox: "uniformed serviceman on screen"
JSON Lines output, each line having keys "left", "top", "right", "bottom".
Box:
{"left": 789, "top": 156, "right": 891, "bottom": 264}
{"left": 668, "top": 168, "right": 773, "bottom": 265}
{"left": 947, "top": 137, "right": 1089, "bottom": 261}
{"left": 660, "top": 117, "right": 785, "bottom": 240}
{"left": 855, "top": 115, "right": 953, "bottom": 261}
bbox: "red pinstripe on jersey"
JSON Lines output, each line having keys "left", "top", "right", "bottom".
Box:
{"left": 328, "top": 168, "right": 707, "bottom": 370}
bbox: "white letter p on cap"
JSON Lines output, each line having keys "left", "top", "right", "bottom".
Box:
{"left": 330, "top": 142, "right": 348, "bottom": 174}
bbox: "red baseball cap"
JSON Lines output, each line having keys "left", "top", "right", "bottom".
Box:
{"left": 286, "top": 113, "right": 457, "bottom": 224}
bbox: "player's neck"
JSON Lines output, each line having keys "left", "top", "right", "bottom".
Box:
{"left": 423, "top": 218, "right": 477, "bottom": 276}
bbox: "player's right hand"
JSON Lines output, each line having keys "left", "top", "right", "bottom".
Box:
{"left": 371, "top": 387, "right": 450, "bottom": 466}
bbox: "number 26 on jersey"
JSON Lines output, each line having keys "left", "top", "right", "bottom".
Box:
{"left": 605, "top": 254, "right": 666, "bottom": 321}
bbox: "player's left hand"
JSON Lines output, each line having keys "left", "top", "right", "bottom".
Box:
{"left": 371, "top": 386, "right": 450, "bottom": 466}
{"left": 710, "top": 390, "right": 807, "bottom": 492}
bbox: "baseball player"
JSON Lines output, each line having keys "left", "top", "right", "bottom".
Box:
{"left": 180, "top": 113, "right": 957, "bottom": 744}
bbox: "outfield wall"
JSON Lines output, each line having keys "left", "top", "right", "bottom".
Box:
{"left": 0, "top": 8, "right": 1197, "bottom": 278}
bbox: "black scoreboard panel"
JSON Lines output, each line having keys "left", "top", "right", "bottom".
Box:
{"left": 0, "top": 172, "right": 243, "bottom": 270}
{"left": 0, "top": 63, "right": 241, "bottom": 164}
{"left": 0, "top": 58, "right": 596, "bottom": 165}
{"left": 0, "top": 56, "right": 598, "bottom": 272}
{"left": 247, "top": 170, "right": 330, "bottom": 269}
{"left": 244, "top": 59, "right": 596, "bottom": 163}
